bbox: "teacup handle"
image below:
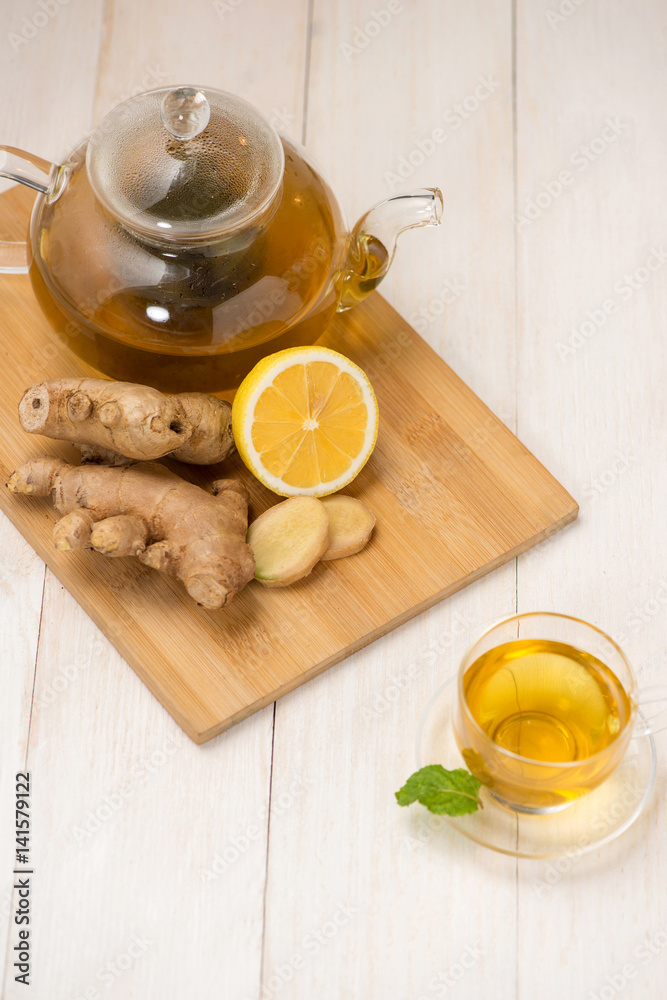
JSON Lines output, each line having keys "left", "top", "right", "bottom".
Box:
{"left": 0, "top": 146, "right": 55, "bottom": 274}
{"left": 632, "top": 685, "right": 667, "bottom": 737}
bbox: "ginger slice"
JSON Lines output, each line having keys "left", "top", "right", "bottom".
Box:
{"left": 320, "top": 495, "right": 375, "bottom": 560}
{"left": 247, "top": 496, "right": 330, "bottom": 587}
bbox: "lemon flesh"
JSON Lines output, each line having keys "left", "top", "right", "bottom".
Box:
{"left": 232, "top": 347, "right": 379, "bottom": 497}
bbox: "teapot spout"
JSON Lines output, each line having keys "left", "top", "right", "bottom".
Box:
{"left": 338, "top": 187, "right": 443, "bottom": 311}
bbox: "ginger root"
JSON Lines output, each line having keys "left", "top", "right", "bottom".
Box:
{"left": 321, "top": 496, "right": 376, "bottom": 560}
{"left": 18, "top": 379, "right": 234, "bottom": 465}
{"left": 7, "top": 458, "right": 254, "bottom": 609}
{"left": 247, "top": 497, "right": 330, "bottom": 587}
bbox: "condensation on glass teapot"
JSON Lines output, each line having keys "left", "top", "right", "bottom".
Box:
{"left": 85, "top": 85, "right": 285, "bottom": 245}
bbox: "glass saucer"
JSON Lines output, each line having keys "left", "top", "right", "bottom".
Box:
{"left": 416, "top": 676, "right": 657, "bottom": 859}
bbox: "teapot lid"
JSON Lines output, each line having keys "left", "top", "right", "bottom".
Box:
{"left": 86, "top": 86, "right": 285, "bottom": 243}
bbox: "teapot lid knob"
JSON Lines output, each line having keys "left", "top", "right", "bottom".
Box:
{"left": 160, "top": 87, "right": 210, "bottom": 140}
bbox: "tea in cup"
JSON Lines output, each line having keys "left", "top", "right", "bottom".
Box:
{"left": 454, "top": 613, "right": 667, "bottom": 813}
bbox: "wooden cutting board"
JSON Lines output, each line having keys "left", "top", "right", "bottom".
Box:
{"left": 0, "top": 186, "right": 578, "bottom": 743}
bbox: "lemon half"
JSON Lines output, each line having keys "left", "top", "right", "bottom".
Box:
{"left": 232, "top": 346, "right": 379, "bottom": 497}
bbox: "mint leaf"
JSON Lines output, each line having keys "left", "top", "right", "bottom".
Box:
{"left": 395, "top": 765, "right": 483, "bottom": 816}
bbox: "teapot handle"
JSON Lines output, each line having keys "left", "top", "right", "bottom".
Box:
{"left": 0, "top": 242, "right": 28, "bottom": 274}
{"left": 0, "top": 146, "right": 56, "bottom": 274}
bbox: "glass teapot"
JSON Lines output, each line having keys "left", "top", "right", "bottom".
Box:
{"left": 0, "top": 85, "right": 442, "bottom": 392}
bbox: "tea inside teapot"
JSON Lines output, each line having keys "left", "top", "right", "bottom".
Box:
{"left": 1, "top": 85, "right": 443, "bottom": 392}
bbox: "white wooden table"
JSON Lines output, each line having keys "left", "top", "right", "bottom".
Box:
{"left": 1, "top": 2, "right": 666, "bottom": 997}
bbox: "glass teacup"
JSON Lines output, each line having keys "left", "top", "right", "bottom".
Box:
{"left": 453, "top": 613, "right": 667, "bottom": 814}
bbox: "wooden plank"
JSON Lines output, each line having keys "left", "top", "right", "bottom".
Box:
{"left": 1, "top": 1, "right": 311, "bottom": 996}
{"left": 262, "top": 3, "right": 526, "bottom": 999}
{"left": 514, "top": 1, "right": 667, "bottom": 997}
{"left": 0, "top": 248, "right": 577, "bottom": 743}
{"left": 3, "top": 578, "right": 275, "bottom": 999}
{"left": 0, "top": 519, "right": 44, "bottom": 991}
{"left": 0, "top": 1, "right": 106, "bottom": 993}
